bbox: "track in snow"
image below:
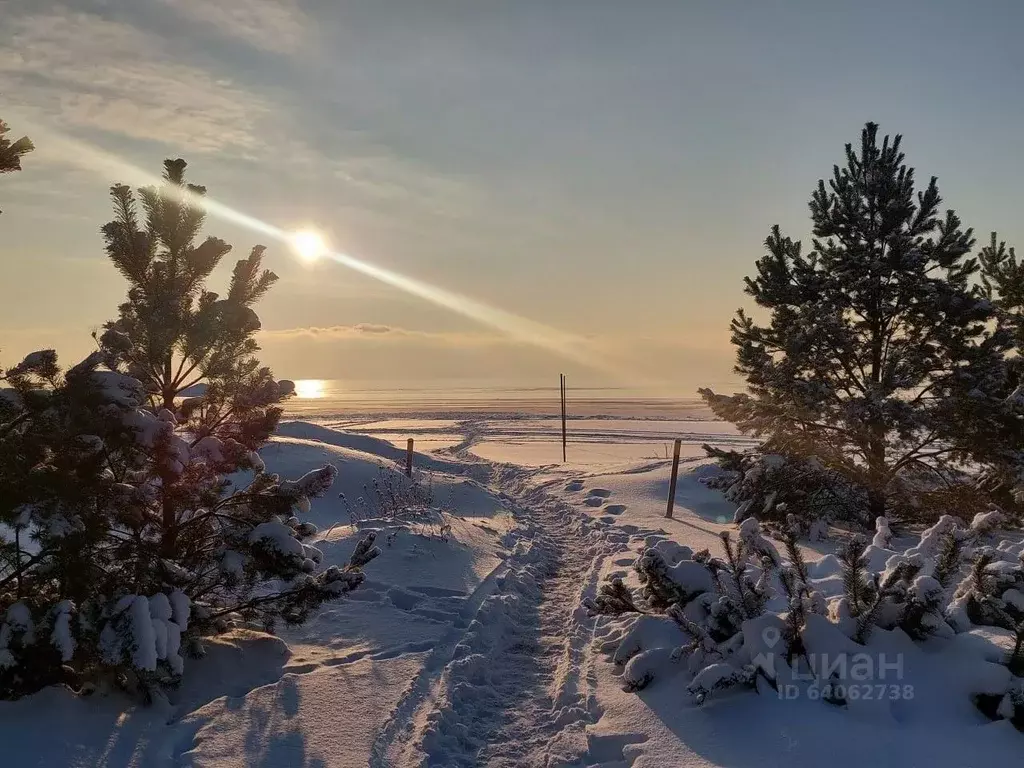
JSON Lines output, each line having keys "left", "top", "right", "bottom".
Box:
{"left": 371, "top": 463, "right": 664, "bottom": 767}
{"left": 473, "top": 481, "right": 609, "bottom": 767}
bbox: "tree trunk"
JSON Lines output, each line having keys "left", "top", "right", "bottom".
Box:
{"left": 162, "top": 352, "right": 175, "bottom": 411}
{"left": 160, "top": 354, "right": 177, "bottom": 558}
{"left": 867, "top": 486, "right": 886, "bottom": 521}
{"left": 160, "top": 484, "right": 176, "bottom": 559}
{"left": 866, "top": 429, "right": 887, "bottom": 521}
{"left": 14, "top": 527, "right": 22, "bottom": 598}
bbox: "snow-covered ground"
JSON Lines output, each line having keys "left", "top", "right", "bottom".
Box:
{"left": 2, "top": 413, "right": 1022, "bottom": 766}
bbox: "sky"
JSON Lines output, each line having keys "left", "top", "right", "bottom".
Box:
{"left": 2, "top": 0, "right": 1024, "bottom": 396}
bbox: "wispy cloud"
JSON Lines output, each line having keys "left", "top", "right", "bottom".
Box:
{"left": 156, "top": 0, "right": 311, "bottom": 54}
{"left": 260, "top": 324, "right": 506, "bottom": 347}
{"left": 0, "top": 9, "right": 269, "bottom": 152}
{"left": 0, "top": 2, "right": 481, "bottom": 224}
{"left": 348, "top": 323, "right": 394, "bottom": 335}
{"left": 327, "top": 154, "right": 480, "bottom": 218}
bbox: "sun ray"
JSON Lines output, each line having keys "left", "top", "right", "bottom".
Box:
{"left": 12, "top": 114, "right": 644, "bottom": 382}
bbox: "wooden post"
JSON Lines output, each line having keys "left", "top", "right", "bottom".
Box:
{"left": 665, "top": 438, "right": 682, "bottom": 518}
{"left": 406, "top": 438, "right": 414, "bottom": 477}
{"left": 560, "top": 374, "right": 567, "bottom": 462}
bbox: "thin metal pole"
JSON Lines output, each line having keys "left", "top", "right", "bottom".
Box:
{"left": 666, "top": 438, "right": 682, "bottom": 518}
{"left": 560, "top": 374, "right": 567, "bottom": 463}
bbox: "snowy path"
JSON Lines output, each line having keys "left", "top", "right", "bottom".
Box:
{"left": 371, "top": 460, "right": 674, "bottom": 767}
{"left": 473, "top": 491, "right": 603, "bottom": 768}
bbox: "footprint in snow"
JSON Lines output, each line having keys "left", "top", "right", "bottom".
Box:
{"left": 587, "top": 488, "right": 612, "bottom": 498}
{"left": 346, "top": 588, "right": 384, "bottom": 603}
{"left": 565, "top": 480, "right": 585, "bottom": 492}
{"left": 411, "top": 607, "right": 458, "bottom": 623}
{"left": 604, "top": 504, "right": 627, "bottom": 515}
{"left": 584, "top": 496, "right": 605, "bottom": 507}
{"left": 386, "top": 588, "right": 421, "bottom": 611}
{"left": 409, "top": 585, "right": 468, "bottom": 598}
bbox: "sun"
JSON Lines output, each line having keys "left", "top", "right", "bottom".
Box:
{"left": 291, "top": 229, "right": 328, "bottom": 263}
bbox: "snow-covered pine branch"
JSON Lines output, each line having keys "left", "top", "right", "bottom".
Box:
{"left": 590, "top": 508, "right": 1024, "bottom": 728}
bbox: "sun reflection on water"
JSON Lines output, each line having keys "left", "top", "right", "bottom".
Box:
{"left": 293, "top": 379, "right": 327, "bottom": 399}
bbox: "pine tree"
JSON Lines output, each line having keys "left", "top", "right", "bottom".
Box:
{"left": 0, "top": 117, "right": 33, "bottom": 214}
{"left": 0, "top": 158, "right": 378, "bottom": 700}
{"left": 700, "top": 123, "right": 1008, "bottom": 520}
{"left": 976, "top": 233, "right": 1024, "bottom": 510}
{"left": 99, "top": 159, "right": 290, "bottom": 560}
{"left": 96, "top": 159, "right": 379, "bottom": 634}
